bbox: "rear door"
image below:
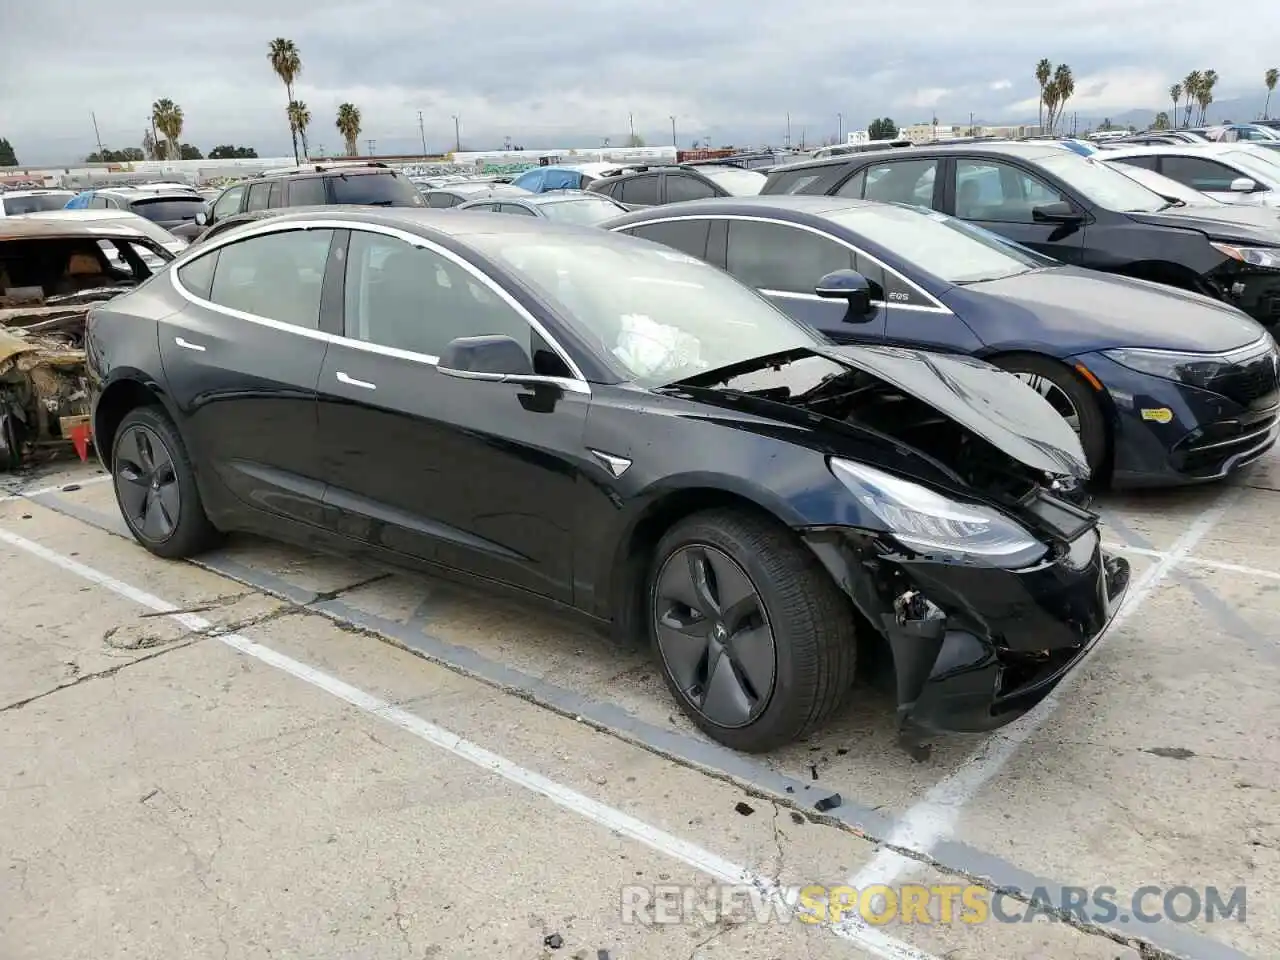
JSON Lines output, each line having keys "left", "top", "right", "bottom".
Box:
{"left": 313, "top": 226, "right": 587, "bottom": 599}
{"left": 617, "top": 174, "right": 660, "bottom": 208}
{"left": 722, "top": 219, "right": 888, "bottom": 343}
{"left": 160, "top": 226, "right": 339, "bottom": 526}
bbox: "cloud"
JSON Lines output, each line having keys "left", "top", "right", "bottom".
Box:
{"left": 2, "top": 0, "right": 1277, "bottom": 163}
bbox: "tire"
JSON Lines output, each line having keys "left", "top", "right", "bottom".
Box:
{"left": 647, "top": 508, "right": 857, "bottom": 752}
{"left": 992, "top": 353, "right": 1108, "bottom": 477}
{"left": 111, "top": 406, "right": 221, "bottom": 559}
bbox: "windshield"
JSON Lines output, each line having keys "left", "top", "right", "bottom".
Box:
{"left": 538, "top": 197, "right": 623, "bottom": 225}
{"left": 826, "top": 203, "right": 1047, "bottom": 284}
{"left": 697, "top": 166, "right": 766, "bottom": 196}
{"left": 1110, "top": 164, "right": 1219, "bottom": 205}
{"left": 467, "top": 232, "right": 820, "bottom": 386}
{"left": 2, "top": 193, "right": 74, "bottom": 215}
{"left": 328, "top": 172, "right": 425, "bottom": 206}
{"left": 1036, "top": 152, "right": 1167, "bottom": 212}
{"left": 1223, "top": 150, "right": 1280, "bottom": 180}
{"left": 127, "top": 197, "right": 207, "bottom": 222}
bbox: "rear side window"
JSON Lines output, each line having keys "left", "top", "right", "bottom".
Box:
{"left": 268, "top": 181, "right": 283, "bottom": 207}
{"left": 177, "top": 251, "right": 219, "bottom": 299}
{"left": 287, "top": 177, "right": 327, "bottom": 206}
{"left": 1111, "top": 155, "right": 1159, "bottom": 171}
{"left": 619, "top": 176, "right": 660, "bottom": 205}
{"left": 328, "top": 172, "right": 424, "bottom": 206}
{"left": 725, "top": 221, "right": 853, "bottom": 294}
{"left": 862, "top": 159, "right": 939, "bottom": 207}
{"left": 208, "top": 229, "right": 334, "bottom": 329}
{"left": 245, "top": 181, "right": 273, "bottom": 211}
{"left": 1159, "top": 156, "right": 1243, "bottom": 191}
{"left": 623, "top": 219, "right": 712, "bottom": 260}
{"left": 427, "top": 192, "right": 458, "bottom": 208}
{"left": 763, "top": 165, "right": 845, "bottom": 196}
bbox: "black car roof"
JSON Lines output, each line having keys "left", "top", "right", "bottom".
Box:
{"left": 768, "top": 140, "right": 1068, "bottom": 174}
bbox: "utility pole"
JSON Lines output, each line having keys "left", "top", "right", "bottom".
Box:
{"left": 969, "top": 111, "right": 974, "bottom": 136}
{"left": 417, "top": 110, "right": 428, "bottom": 156}
{"left": 784, "top": 112, "right": 791, "bottom": 150}
{"left": 452, "top": 115, "right": 461, "bottom": 153}
{"left": 629, "top": 112, "right": 635, "bottom": 144}
{"left": 837, "top": 112, "right": 843, "bottom": 143}
{"left": 1072, "top": 112, "right": 1078, "bottom": 137}
{"left": 669, "top": 115, "right": 677, "bottom": 147}
{"left": 366, "top": 139, "right": 376, "bottom": 156}
{"left": 90, "top": 112, "right": 106, "bottom": 161}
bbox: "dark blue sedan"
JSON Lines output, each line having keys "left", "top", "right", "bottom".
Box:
{"left": 605, "top": 196, "right": 1280, "bottom": 486}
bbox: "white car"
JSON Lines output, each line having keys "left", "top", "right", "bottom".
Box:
{"left": 0, "top": 189, "right": 76, "bottom": 217}
{"left": 1106, "top": 162, "right": 1226, "bottom": 207}
{"left": 17, "top": 208, "right": 186, "bottom": 268}
{"left": 1099, "top": 143, "right": 1280, "bottom": 208}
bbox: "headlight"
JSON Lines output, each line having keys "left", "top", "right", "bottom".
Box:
{"left": 829, "top": 459, "right": 1047, "bottom": 567}
{"left": 1210, "top": 242, "right": 1280, "bottom": 269}
{"left": 1101, "top": 342, "right": 1268, "bottom": 389}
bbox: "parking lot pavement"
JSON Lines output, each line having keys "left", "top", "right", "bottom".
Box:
{"left": 3, "top": 456, "right": 1278, "bottom": 958}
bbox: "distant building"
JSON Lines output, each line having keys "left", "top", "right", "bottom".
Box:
{"left": 899, "top": 122, "right": 1044, "bottom": 143}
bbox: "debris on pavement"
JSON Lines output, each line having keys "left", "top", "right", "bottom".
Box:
{"left": 734, "top": 801, "right": 755, "bottom": 816}
{"left": 543, "top": 932, "right": 564, "bottom": 949}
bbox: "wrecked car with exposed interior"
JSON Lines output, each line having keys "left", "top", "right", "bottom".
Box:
{"left": 1, "top": 217, "right": 175, "bottom": 469}
{"left": 84, "top": 209, "right": 1130, "bottom": 751}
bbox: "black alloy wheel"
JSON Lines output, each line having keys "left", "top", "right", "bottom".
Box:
{"left": 648, "top": 509, "right": 858, "bottom": 752}
{"left": 993, "top": 353, "right": 1108, "bottom": 478}
{"left": 111, "top": 406, "right": 220, "bottom": 558}
{"left": 653, "top": 544, "right": 777, "bottom": 728}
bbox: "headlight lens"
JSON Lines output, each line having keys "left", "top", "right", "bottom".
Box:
{"left": 829, "top": 459, "right": 1047, "bottom": 567}
{"left": 1101, "top": 341, "right": 1272, "bottom": 389}
{"left": 1210, "top": 242, "right": 1280, "bottom": 269}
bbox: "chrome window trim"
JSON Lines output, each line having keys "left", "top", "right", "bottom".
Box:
{"left": 610, "top": 213, "right": 952, "bottom": 314}
{"left": 169, "top": 217, "right": 591, "bottom": 395}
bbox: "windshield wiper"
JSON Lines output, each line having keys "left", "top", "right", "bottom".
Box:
{"left": 1156, "top": 199, "right": 1185, "bottom": 210}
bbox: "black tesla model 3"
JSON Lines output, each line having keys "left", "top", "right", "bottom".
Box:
{"left": 85, "top": 209, "right": 1129, "bottom": 752}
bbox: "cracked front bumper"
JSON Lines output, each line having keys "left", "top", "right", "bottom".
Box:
{"left": 802, "top": 526, "right": 1132, "bottom": 736}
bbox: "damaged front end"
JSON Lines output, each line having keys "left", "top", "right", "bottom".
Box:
{"left": 0, "top": 296, "right": 97, "bottom": 470}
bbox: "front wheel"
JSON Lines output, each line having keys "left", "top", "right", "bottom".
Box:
{"left": 647, "top": 508, "right": 857, "bottom": 752}
{"left": 111, "top": 406, "right": 221, "bottom": 559}
{"left": 992, "top": 354, "right": 1109, "bottom": 479}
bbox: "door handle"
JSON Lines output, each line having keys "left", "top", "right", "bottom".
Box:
{"left": 336, "top": 371, "right": 376, "bottom": 390}
{"left": 174, "top": 336, "right": 206, "bottom": 352}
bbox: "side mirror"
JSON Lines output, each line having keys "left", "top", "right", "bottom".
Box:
{"left": 438, "top": 335, "right": 534, "bottom": 381}
{"left": 1031, "top": 201, "right": 1083, "bottom": 223}
{"left": 815, "top": 269, "right": 873, "bottom": 317}
{"left": 195, "top": 211, "right": 208, "bottom": 226}
{"left": 1229, "top": 177, "right": 1258, "bottom": 193}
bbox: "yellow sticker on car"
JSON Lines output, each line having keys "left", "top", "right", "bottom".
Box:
{"left": 1140, "top": 407, "right": 1173, "bottom": 424}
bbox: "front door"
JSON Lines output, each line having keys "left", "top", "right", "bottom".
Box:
{"left": 951, "top": 158, "right": 1088, "bottom": 263}
{"left": 314, "top": 227, "right": 587, "bottom": 602}
{"left": 159, "top": 226, "right": 338, "bottom": 526}
{"left": 722, "top": 219, "right": 888, "bottom": 343}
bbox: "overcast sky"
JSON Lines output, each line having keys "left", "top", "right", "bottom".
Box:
{"left": 3, "top": 1, "right": 1276, "bottom": 164}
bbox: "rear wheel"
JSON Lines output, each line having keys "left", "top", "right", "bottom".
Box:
{"left": 647, "top": 508, "right": 857, "bottom": 752}
{"left": 992, "top": 353, "right": 1108, "bottom": 478}
{"left": 111, "top": 406, "right": 220, "bottom": 559}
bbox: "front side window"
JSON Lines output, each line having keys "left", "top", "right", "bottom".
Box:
{"left": 624, "top": 219, "right": 712, "bottom": 259}
{"left": 427, "top": 192, "right": 458, "bottom": 208}
{"left": 208, "top": 228, "right": 334, "bottom": 329}
{"left": 1158, "top": 156, "right": 1243, "bottom": 192}
{"left": 210, "top": 185, "right": 245, "bottom": 221}
{"left": 342, "top": 230, "right": 529, "bottom": 358}
{"left": 861, "top": 159, "right": 939, "bottom": 207}
{"left": 726, "top": 221, "right": 852, "bottom": 294}
{"left": 1034, "top": 151, "right": 1164, "bottom": 212}
{"left": 954, "top": 159, "right": 1066, "bottom": 222}
{"left": 467, "top": 231, "right": 819, "bottom": 388}
{"left": 245, "top": 182, "right": 272, "bottom": 211}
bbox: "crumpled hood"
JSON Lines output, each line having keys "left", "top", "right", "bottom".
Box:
{"left": 1126, "top": 205, "right": 1280, "bottom": 244}
{"left": 672, "top": 345, "right": 1089, "bottom": 482}
{"left": 950, "top": 266, "right": 1264, "bottom": 353}
{"left": 819, "top": 344, "right": 1088, "bottom": 478}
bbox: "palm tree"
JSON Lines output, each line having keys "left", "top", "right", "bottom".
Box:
{"left": 288, "top": 100, "right": 312, "bottom": 160}
{"left": 1264, "top": 68, "right": 1278, "bottom": 121}
{"left": 1170, "top": 83, "right": 1182, "bottom": 126}
{"left": 1043, "top": 64, "right": 1074, "bottom": 133}
{"left": 150, "top": 98, "right": 183, "bottom": 162}
{"left": 1197, "top": 70, "right": 1218, "bottom": 125}
{"left": 336, "top": 103, "right": 362, "bottom": 156}
{"left": 1035, "top": 58, "right": 1052, "bottom": 133}
{"left": 268, "top": 38, "right": 302, "bottom": 163}
{"left": 1183, "top": 70, "right": 1201, "bottom": 127}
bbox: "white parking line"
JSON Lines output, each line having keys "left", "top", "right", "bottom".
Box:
{"left": 844, "top": 487, "right": 1241, "bottom": 893}
{"left": 0, "top": 522, "right": 941, "bottom": 960}
{"left": 1103, "top": 541, "right": 1280, "bottom": 583}
{"left": 0, "top": 473, "right": 111, "bottom": 503}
